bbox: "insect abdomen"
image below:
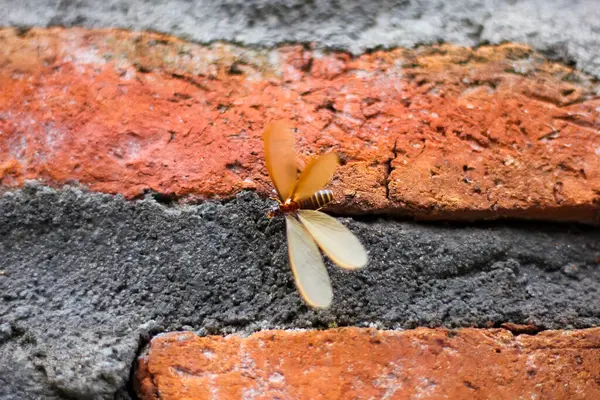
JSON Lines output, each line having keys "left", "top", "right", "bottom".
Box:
{"left": 298, "top": 190, "right": 334, "bottom": 210}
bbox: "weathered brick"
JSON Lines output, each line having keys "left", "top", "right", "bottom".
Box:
{"left": 1, "top": 28, "right": 598, "bottom": 223}
{"left": 136, "top": 327, "right": 600, "bottom": 400}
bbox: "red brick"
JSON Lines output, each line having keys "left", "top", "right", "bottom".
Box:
{"left": 136, "top": 327, "right": 600, "bottom": 400}
{"left": 1, "top": 28, "right": 598, "bottom": 223}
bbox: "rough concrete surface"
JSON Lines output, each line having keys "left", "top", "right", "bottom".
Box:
{"left": 1, "top": 0, "right": 599, "bottom": 77}
{"left": 1, "top": 183, "right": 599, "bottom": 398}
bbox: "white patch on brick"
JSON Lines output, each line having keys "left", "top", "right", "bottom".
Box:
{"left": 268, "top": 372, "right": 285, "bottom": 384}
{"left": 373, "top": 360, "right": 404, "bottom": 400}
{"left": 413, "top": 377, "right": 438, "bottom": 399}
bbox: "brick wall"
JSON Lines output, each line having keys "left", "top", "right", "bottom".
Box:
{"left": 1, "top": 21, "right": 599, "bottom": 400}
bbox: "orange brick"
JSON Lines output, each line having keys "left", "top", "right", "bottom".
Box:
{"left": 1, "top": 28, "right": 598, "bottom": 224}
{"left": 136, "top": 327, "right": 600, "bottom": 400}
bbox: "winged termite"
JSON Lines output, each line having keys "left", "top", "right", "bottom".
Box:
{"left": 263, "top": 120, "right": 368, "bottom": 309}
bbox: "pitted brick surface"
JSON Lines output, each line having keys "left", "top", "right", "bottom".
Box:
{"left": 1, "top": 28, "right": 599, "bottom": 224}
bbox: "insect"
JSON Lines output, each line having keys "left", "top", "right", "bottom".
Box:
{"left": 263, "top": 120, "right": 368, "bottom": 309}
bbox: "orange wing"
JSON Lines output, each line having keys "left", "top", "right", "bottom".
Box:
{"left": 291, "top": 152, "right": 339, "bottom": 202}
{"left": 262, "top": 120, "right": 298, "bottom": 201}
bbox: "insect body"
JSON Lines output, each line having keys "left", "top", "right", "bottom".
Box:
{"left": 269, "top": 189, "right": 334, "bottom": 217}
{"left": 299, "top": 189, "right": 334, "bottom": 210}
{"left": 263, "top": 120, "right": 368, "bottom": 309}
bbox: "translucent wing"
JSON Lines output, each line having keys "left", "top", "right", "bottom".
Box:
{"left": 263, "top": 120, "right": 298, "bottom": 201}
{"left": 297, "top": 209, "right": 368, "bottom": 270}
{"left": 285, "top": 215, "right": 333, "bottom": 309}
{"left": 291, "top": 152, "right": 339, "bottom": 202}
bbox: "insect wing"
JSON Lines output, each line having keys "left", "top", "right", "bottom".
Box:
{"left": 285, "top": 215, "right": 333, "bottom": 308}
{"left": 263, "top": 120, "right": 298, "bottom": 201}
{"left": 297, "top": 209, "right": 368, "bottom": 270}
{"left": 291, "top": 152, "right": 339, "bottom": 202}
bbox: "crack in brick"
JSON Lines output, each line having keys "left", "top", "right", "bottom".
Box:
{"left": 553, "top": 113, "right": 597, "bottom": 129}
{"left": 169, "top": 72, "right": 210, "bottom": 92}
{"left": 384, "top": 139, "right": 397, "bottom": 200}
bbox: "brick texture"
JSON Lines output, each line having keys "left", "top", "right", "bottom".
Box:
{"left": 1, "top": 28, "right": 599, "bottom": 223}
{"left": 136, "top": 327, "right": 600, "bottom": 400}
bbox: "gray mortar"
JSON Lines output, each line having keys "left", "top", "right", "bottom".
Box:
{"left": 0, "top": 0, "right": 599, "bottom": 77}
{"left": 1, "top": 183, "right": 599, "bottom": 399}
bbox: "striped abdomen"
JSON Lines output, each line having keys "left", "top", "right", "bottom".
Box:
{"left": 297, "top": 190, "right": 334, "bottom": 210}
